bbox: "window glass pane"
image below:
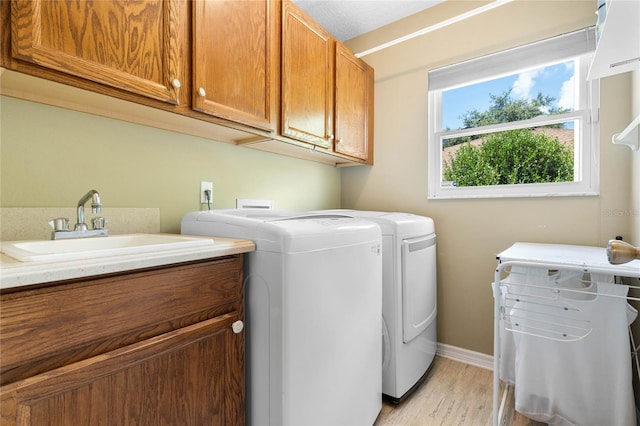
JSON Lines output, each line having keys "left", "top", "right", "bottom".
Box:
{"left": 428, "top": 29, "right": 598, "bottom": 199}
{"left": 441, "top": 60, "right": 575, "bottom": 131}
{"left": 441, "top": 122, "right": 576, "bottom": 187}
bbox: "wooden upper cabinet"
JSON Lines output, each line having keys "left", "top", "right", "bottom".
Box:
{"left": 281, "top": 0, "right": 334, "bottom": 149}
{"left": 335, "top": 43, "right": 374, "bottom": 162}
{"left": 4, "top": 0, "right": 373, "bottom": 164}
{"left": 192, "top": 0, "right": 279, "bottom": 132}
{"left": 10, "top": 0, "right": 183, "bottom": 104}
{"left": 281, "top": 0, "right": 374, "bottom": 163}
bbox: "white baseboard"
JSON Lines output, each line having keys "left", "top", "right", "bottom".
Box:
{"left": 436, "top": 343, "right": 494, "bottom": 371}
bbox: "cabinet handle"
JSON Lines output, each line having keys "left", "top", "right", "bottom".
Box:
{"left": 171, "top": 79, "right": 181, "bottom": 89}
{"left": 337, "top": 138, "right": 344, "bottom": 144}
{"left": 197, "top": 87, "right": 207, "bottom": 97}
{"left": 232, "top": 320, "right": 244, "bottom": 334}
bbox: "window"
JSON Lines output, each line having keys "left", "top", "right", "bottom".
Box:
{"left": 428, "top": 28, "right": 599, "bottom": 199}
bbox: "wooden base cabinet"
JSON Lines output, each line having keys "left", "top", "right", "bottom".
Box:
{"left": 0, "top": 257, "right": 245, "bottom": 426}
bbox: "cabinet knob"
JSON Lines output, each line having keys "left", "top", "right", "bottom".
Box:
{"left": 232, "top": 320, "right": 244, "bottom": 334}
{"left": 337, "top": 138, "right": 344, "bottom": 144}
{"left": 171, "top": 78, "right": 181, "bottom": 89}
{"left": 197, "top": 87, "right": 206, "bottom": 97}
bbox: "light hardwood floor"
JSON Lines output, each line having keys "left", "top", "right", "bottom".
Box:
{"left": 374, "top": 356, "right": 545, "bottom": 426}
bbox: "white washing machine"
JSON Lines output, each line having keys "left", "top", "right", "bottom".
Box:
{"left": 314, "top": 210, "right": 437, "bottom": 401}
{"left": 181, "top": 209, "right": 382, "bottom": 426}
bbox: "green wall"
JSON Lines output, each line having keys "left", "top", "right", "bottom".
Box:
{"left": 0, "top": 96, "right": 342, "bottom": 233}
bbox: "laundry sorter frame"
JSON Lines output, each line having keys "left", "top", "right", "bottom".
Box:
{"left": 492, "top": 242, "right": 640, "bottom": 426}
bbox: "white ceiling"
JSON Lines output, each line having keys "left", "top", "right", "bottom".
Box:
{"left": 293, "top": 0, "right": 446, "bottom": 41}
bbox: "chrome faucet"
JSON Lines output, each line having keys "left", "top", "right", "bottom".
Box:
{"left": 49, "top": 189, "right": 109, "bottom": 240}
{"left": 75, "top": 189, "right": 102, "bottom": 231}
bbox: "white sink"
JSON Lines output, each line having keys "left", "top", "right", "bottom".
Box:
{"left": 0, "top": 234, "right": 215, "bottom": 262}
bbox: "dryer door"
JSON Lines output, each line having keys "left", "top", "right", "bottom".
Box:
{"left": 401, "top": 234, "right": 437, "bottom": 343}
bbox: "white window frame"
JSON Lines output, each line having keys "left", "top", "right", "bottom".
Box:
{"left": 427, "top": 28, "right": 600, "bottom": 200}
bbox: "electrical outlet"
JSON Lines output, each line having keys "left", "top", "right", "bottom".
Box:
{"left": 200, "top": 181, "right": 213, "bottom": 204}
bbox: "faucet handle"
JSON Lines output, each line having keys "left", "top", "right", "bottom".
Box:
{"left": 49, "top": 217, "right": 70, "bottom": 231}
{"left": 91, "top": 217, "right": 108, "bottom": 230}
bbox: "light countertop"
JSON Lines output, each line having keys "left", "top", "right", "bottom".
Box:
{"left": 0, "top": 236, "right": 255, "bottom": 290}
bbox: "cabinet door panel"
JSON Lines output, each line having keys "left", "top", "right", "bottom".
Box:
{"left": 2, "top": 313, "right": 244, "bottom": 425}
{"left": 281, "top": 1, "right": 333, "bottom": 148}
{"left": 0, "top": 257, "right": 243, "bottom": 386}
{"left": 193, "top": 0, "right": 277, "bottom": 131}
{"left": 335, "top": 43, "right": 373, "bottom": 162}
{"left": 11, "top": 0, "right": 182, "bottom": 104}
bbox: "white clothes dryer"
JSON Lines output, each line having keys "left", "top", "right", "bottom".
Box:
{"left": 181, "top": 209, "right": 383, "bottom": 425}
{"left": 314, "top": 210, "right": 437, "bottom": 401}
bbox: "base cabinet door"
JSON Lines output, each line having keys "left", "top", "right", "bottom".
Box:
{"left": 1, "top": 313, "right": 244, "bottom": 425}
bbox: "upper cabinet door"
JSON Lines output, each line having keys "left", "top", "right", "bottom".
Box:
{"left": 334, "top": 43, "right": 374, "bottom": 162}
{"left": 11, "top": 0, "right": 183, "bottom": 104}
{"left": 192, "top": 0, "right": 278, "bottom": 132}
{"left": 281, "top": 0, "right": 334, "bottom": 148}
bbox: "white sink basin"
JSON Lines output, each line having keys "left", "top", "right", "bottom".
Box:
{"left": 0, "top": 234, "right": 214, "bottom": 262}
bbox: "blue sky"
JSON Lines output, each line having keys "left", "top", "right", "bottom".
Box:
{"left": 441, "top": 60, "right": 575, "bottom": 130}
